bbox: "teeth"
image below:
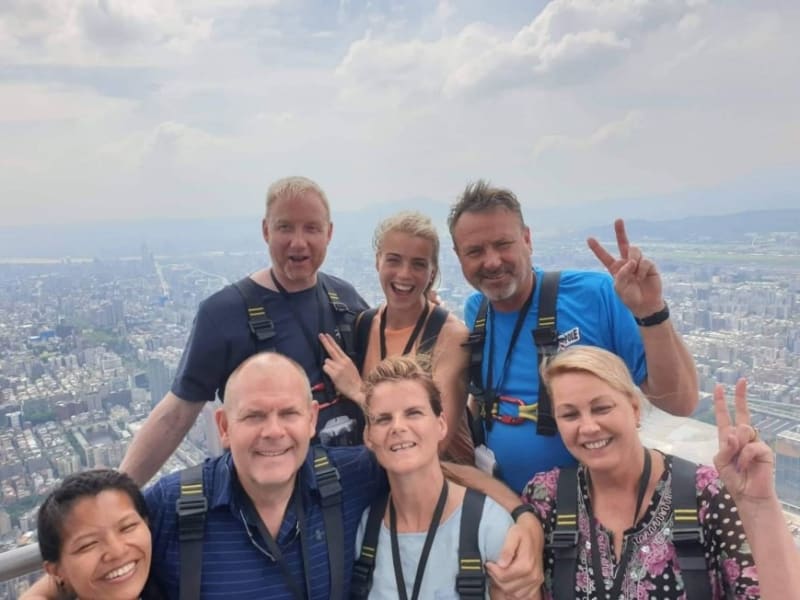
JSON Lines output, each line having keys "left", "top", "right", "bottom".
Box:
{"left": 257, "top": 448, "right": 289, "bottom": 457}
{"left": 390, "top": 442, "right": 416, "bottom": 451}
{"left": 392, "top": 283, "right": 413, "bottom": 293}
{"left": 104, "top": 562, "right": 135, "bottom": 580}
{"left": 583, "top": 439, "right": 610, "bottom": 450}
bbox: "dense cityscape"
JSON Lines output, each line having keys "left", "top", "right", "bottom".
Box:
{"left": 0, "top": 227, "right": 798, "bottom": 597}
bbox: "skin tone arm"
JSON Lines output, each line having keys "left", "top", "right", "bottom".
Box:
{"left": 443, "top": 462, "right": 543, "bottom": 600}
{"left": 119, "top": 391, "right": 205, "bottom": 486}
{"left": 587, "top": 218, "right": 698, "bottom": 415}
{"left": 430, "top": 316, "right": 470, "bottom": 456}
{"left": 19, "top": 576, "right": 67, "bottom": 600}
{"left": 713, "top": 379, "right": 800, "bottom": 600}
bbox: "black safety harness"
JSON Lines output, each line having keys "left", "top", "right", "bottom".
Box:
{"left": 547, "top": 455, "right": 711, "bottom": 599}
{"left": 354, "top": 304, "right": 449, "bottom": 371}
{"left": 466, "top": 271, "right": 561, "bottom": 442}
{"left": 176, "top": 447, "right": 345, "bottom": 600}
{"left": 233, "top": 272, "right": 359, "bottom": 408}
{"left": 350, "top": 487, "right": 488, "bottom": 599}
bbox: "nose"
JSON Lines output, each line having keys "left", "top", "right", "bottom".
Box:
{"left": 102, "top": 532, "right": 127, "bottom": 560}
{"left": 289, "top": 230, "right": 308, "bottom": 249}
{"left": 482, "top": 248, "right": 502, "bottom": 271}
{"left": 259, "top": 414, "right": 284, "bottom": 438}
{"left": 577, "top": 414, "right": 601, "bottom": 435}
{"left": 389, "top": 414, "right": 408, "bottom": 434}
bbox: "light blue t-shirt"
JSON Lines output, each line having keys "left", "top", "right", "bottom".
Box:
{"left": 464, "top": 268, "right": 647, "bottom": 493}
{"left": 354, "top": 494, "right": 513, "bottom": 599}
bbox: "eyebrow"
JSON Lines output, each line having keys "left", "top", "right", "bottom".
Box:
{"left": 556, "top": 395, "right": 615, "bottom": 410}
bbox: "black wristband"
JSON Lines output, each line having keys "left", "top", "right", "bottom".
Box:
{"left": 510, "top": 503, "right": 536, "bottom": 523}
{"left": 634, "top": 303, "right": 670, "bottom": 327}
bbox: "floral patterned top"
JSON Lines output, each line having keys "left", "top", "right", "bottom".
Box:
{"left": 522, "top": 454, "right": 761, "bottom": 599}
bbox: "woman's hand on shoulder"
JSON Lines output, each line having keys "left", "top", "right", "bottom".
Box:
{"left": 713, "top": 379, "right": 775, "bottom": 505}
{"left": 318, "top": 333, "right": 364, "bottom": 402}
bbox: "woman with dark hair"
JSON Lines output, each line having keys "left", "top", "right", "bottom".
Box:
{"left": 22, "top": 469, "right": 162, "bottom": 600}
{"left": 521, "top": 345, "right": 800, "bottom": 599}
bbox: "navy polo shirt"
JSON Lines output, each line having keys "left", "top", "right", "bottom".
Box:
{"left": 145, "top": 447, "right": 383, "bottom": 599}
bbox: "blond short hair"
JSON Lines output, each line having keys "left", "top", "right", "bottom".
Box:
{"left": 372, "top": 211, "right": 440, "bottom": 293}
{"left": 265, "top": 176, "right": 330, "bottom": 221}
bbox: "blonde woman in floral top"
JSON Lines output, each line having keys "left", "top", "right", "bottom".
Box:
{"left": 520, "top": 345, "right": 799, "bottom": 600}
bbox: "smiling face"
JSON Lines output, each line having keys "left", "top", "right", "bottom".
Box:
{"left": 452, "top": 207, "right": 533, "bottom": 312}
{"left": 262, "top": 189, "right": 333, "bottom": 292}
{"left": 376, "top": 231, "right": 436, "bottom": 312}
{"left": 549, "top": 371, "right": 641, "bottom": 471}
{"left": 364, "top": 379, "right": 446, "bottom": 476}
{"left": 46, "top": 490, "right": 151, "bottom": 600}
{"left": 217, "top": 355, "right": 318, "bottom": 500}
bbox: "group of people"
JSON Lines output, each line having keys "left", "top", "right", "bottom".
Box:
{"left": 21, "top": 176, "right": 800, "bottom": 599}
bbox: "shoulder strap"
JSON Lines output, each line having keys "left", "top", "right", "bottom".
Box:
{"left": 350, "top": 492, "right": 389, "bottom": 600}
{"left": 670, "top": 456, "right": 712, "bottom": 600}
{"left": 354, "top": 308, "right": 378, "bottom": 373}
{"left": 232, "top": 277, "right": 277, "bottom": 351}
{"left": 465, "top": 297, "right": 493, "bottom": 438}
{"left": 547, "top": 466, "right": 579, "bottom": 600}
{"left": 417, "top": 305, "right": 448, "bottom": 356}
{"left": 455, "top": 488, "right": 487, "bottom": 599}
{"left": 312, "top": 446, "right": 345, "bottom": 600}
{"left": 177, "top": 464, "right": 207, "bottom": 600}
{"left": 532, "top": 271, "right": 561, "bottom": 436}
{"left": 318, "top": 274, "right": 359, "bottom": 361}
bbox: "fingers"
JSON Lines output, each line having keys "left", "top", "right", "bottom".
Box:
{"left": 318, "top": 332, "right": 345, "bottom": 358}
{"left": 586, "top": 237, "right": 615, "bottom": 270}
{"left": 713, "top": 383, "right": 732, "bottom": 438}
{"left": 714, "top": 431, "right": 740, "bottom": 473}
{"left": 734, "top": 378, "right": 750, "bottom": 427}
{"left": 614, "top": 218, "right": 630, "bottom": 259}
{"left": 736, "top": 440, "right": 774, "bottom": 472}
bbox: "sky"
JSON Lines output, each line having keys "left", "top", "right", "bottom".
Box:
{"left": 1, "top": 0, "right": 798, "bottom": 226}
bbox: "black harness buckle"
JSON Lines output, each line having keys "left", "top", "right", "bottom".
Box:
{"left": 176, "top": 496, "right": 208, "bottom": 541}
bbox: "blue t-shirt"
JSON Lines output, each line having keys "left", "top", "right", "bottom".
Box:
{"left": 171, "top": 272, "right": 368, "bottom": 403}
{"left": 464, "top": 268, "right": 647, "bottom": 493}
{"left": 145, "top": 447, "right": 385, "bottom": 599}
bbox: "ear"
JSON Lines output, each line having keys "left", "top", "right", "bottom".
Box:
{"left": 437, "top": 411, "right": 448, "bottom": 443}
{"left": 326, "top": 221, "right": 333, "bottom": 244}
{"left": 43, "top": 562, "right": 65, "bottom": 590}
{"left": 522, "top": 225, "right": 532, "bottom": 253}
{"left": 262, "top": 218, "right": 270, "bottom": 245}
{"left": 363, "top": 423, "right": 375, "bottom": 451}
{"left": 308, "top": 401, "right": 319, "bottom": 436}
{"left": 215, "top": 407, "right": 231, "bottom": 449}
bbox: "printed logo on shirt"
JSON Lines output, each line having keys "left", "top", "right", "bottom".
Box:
{"left": 558, "top": 327, "right": 581, "bottom": 351}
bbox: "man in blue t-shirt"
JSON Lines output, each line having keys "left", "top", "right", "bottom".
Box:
{"left": 449, "top": 180, "right": 699, "bottom": 493}
{"left": 121, "top": 176, "right": 368, "bottom": 486}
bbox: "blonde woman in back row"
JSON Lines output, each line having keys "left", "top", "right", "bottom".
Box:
{"left": 319, "top": 211, "right": 474, "bottom": 463}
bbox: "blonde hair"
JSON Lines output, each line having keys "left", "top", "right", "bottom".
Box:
{"left": 542, "top": 346, "right": 644, "bottom": 409}
{"left": 265, "top": 176, "right": 330, "bottom": 221}
{"left": 362, "top": 355, "right": 442, "bottom": 416}
{"left": 372, "top": 211, "right": 440, "bottom": 293}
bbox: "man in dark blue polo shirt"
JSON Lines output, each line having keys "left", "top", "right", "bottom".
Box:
{"left": 23, "top": 352, "right": 543, "bottom": 599}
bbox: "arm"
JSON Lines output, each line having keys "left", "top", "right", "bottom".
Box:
{"left": 588, "top": 218, "right": 698, "bottom": 415}
{"left": 712, "top": 380, "right": 800, "bottom": 600}
{"left": 443, "top": 462, "right": 544, "bottom": 599}
{"left": 431, "top": 316, "right": 472, "bottom": 460}
{"left": 119, "top": 391, "right": 204, "bottom": 486}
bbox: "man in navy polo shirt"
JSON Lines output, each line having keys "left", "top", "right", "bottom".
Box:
{"left": 145, "top": 352, "right": 541, "bottom": 599}
{"left": 121, "top": 176, "right": 368, "bottom": 487}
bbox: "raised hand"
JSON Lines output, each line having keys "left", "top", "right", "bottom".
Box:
{"left": 713, "top": 379, "right": 775, "bottom": 504}
{"left": 318, "top": 332, "right": 364, "bottom": 403}
{"left": 587, "top": 219, "right": 664, "bottom": 318}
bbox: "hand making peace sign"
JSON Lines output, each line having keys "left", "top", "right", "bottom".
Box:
{"left": 587, "top": 219, "right": 665, "bottom": 319}
{"left": 713, "top": 379, "right": 776, "bottom": 505}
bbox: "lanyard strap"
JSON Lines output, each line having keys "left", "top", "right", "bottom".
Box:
{"left": 379, "top": 303, "right": 430, "bottom": 360}
{"left": 270, "top": 270, "right": 333, "bottom": 395}
{"left": 389, "top": 480, "right": 449, "bottom": 600}
{"left": 243, "top": 486, "right": 312, "bottom": 600}
{"left": 486, "top": 281, "right": 536, "bottom": 394}
{"left": 587, "top": 448, "right": 651, "bottom": 599}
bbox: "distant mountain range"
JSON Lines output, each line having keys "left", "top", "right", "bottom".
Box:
{"left": 0, "top": 206, "right": 797, "bottom": 259}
